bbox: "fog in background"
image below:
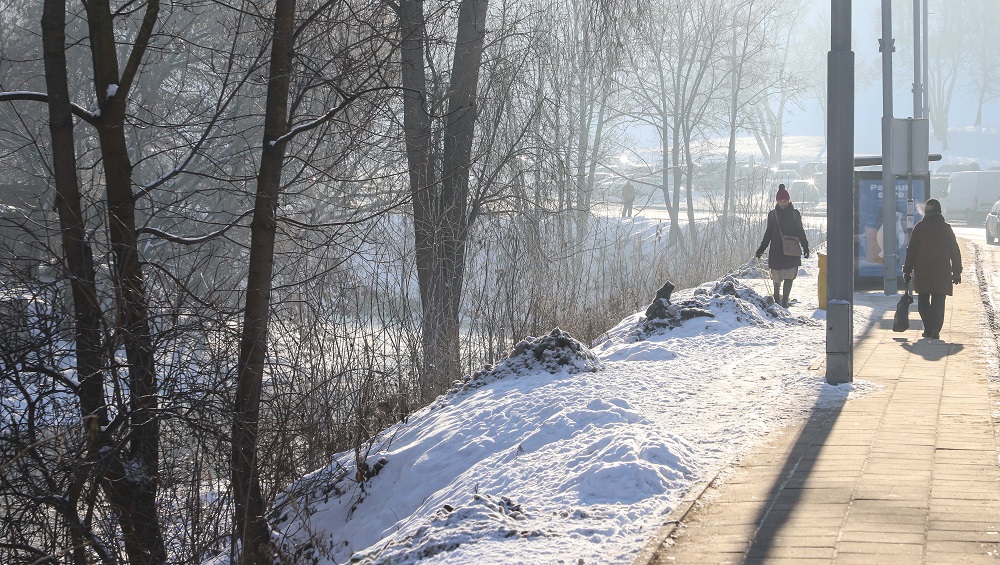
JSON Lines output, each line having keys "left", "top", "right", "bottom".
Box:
{"left": 0, "top": 0, "right": 997, "bottom": 562}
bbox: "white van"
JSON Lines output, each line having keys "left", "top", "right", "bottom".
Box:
{"left": 938, "top": 171, "right": 1000, "bottom": 224}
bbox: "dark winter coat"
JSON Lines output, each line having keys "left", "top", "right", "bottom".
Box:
{"left": 902, "top": 212, "right": 962, "bottom": 295}
{"left": 756, "top": 204, "right": 809, "bottom": 270}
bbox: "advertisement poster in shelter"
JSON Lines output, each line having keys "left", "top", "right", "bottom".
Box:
{"left": 855, "top": 172, "right": 928, "bottom": 283}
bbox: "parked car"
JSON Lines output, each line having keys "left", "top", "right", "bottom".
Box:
{"left": 800, "top": 161, "right": 825, "bottom": 179}
{"left": 777, "top": 161, "right": 802, "bottom": 175}
{"left": 812, "top": 171, "right": 827, "bottom": 196}
{"left": 789, "top": 179, "right": 819, "bottom": 205}
{"left": 938, "top": 170, "right": 1000, "bottom": 224}
{"left": 987, "top": 201, "right": 1000, "bottom": 244}
{"left": 930, "top": 174, "right": 950, "bottom": 200}
{"left": 772, "top": 168, "right": 800, "bottom": 188}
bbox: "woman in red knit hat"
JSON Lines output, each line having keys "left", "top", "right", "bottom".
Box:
{"left": 755, "top": 184, "right": 810, "bottom": 307}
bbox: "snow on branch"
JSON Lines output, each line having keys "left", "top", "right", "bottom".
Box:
{"left": 268, "top": 85, "right": 399, "bottom": 147}
{"left": 0, "top": 91, "right": 98, "bottom": 125}
{"left": 135, "top": 209, "right": 253, "bottom": 245}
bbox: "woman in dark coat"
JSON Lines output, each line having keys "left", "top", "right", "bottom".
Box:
{"left": 902, "top": 198, "right": 962, "bottom": 340}
{"left": 755, "top": 184, "right": 810, "bottom": 307}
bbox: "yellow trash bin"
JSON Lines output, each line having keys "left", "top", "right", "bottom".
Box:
{"left": 817, "top": 252, "right": 827, "bottom": 310}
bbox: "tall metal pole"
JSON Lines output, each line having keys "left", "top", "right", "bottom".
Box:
{"left": 881, "top": 0, "right": 897, "bottom": 294}
{"left": 913, "top": 0, "right": 923, "bottom": 118}
{"left": 827, "top": 0, "right": 854, "bottom": 384}
{"left": 909, "top": 1, "right": 922, "bottom": 260}
{"left": 923, "top": 0, "right": 929, "bottom": 118}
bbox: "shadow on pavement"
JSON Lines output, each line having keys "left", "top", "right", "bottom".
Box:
{"left": 740, "top": 383, "right": 848, "bottom": 562}
{"left": 741, "top": 295, "right": 891, "bottom": 561}
{"left": 898, "top": 338, "right": 964, "bottom": 361}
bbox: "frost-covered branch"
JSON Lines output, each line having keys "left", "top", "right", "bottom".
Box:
{"left": 277, "top": 196, "right": 411, "bottom": 230}
{"left": 0, "top": 91, "right": 98, "bottom": 125}
{"left": 134, "top": 45, "right": 267, "bottom": 201}
{"left": 269, "top": 86, "right": 398, "bottom": 146}
{"left": 135, "top": 209, "right": 253, "bottom": 244}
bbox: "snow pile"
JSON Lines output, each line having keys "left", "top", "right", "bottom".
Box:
{"left": 728, "top": 258, "right": 771, "bottom": 279}
{"left": 273, "top": 346, "right": 698, "bottom": 565}
{"left": 601, "top": 274, "right": 806, "bottom": 348}
{"left": 352, "top": 493, "right": 543, "bottom": 564}
{"left": 445, "top": 328, "right": 603, "bottom": 399}
{"left": 687, "top": 275, "right": 796, "bottom": 326}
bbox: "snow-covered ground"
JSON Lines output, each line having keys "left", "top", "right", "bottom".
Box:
{"left": 273, "top": 251, "right": 897, "bottom": 565}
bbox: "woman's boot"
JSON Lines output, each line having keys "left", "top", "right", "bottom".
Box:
{"left": 782, "top": 279, "right": 793, "bottom": 307}
{"left": 773, "top": 281, "right": 781, "bottom": 304}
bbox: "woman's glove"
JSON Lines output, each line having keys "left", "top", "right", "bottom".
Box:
{"left": 953, "top": 273, "right": 962, "bottom": 284}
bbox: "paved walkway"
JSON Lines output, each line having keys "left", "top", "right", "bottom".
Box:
{"left": 636, "top": 259, "right": 1000, "bottom": 564}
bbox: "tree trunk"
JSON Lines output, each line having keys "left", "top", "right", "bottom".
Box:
{"left": 42, "top": 1, "right": 109, "bottom": 561}
{"left": 401, "top": 0, "right": 489, "bottom": 398}
{"left": 683, "top": 140, "right": 697, "bottom": 245}
{"left": 400, "top": 0, "right": 440, "bottom": 399}
{"left": 723, "top": 16, "right": 742, "bottom": 236}
{"left": 83, "top": 1, "right": 167, "bottom": 561}
{"left": 42, "top": 0, "right": 103, "bottom": 437}
{"left": 774, "top": 95, "right": 785, "bottom": 164}
{"left": 659, "top": 116, "right": 679, "bottom": 243}
{"left": 670, "top": 112, "right": 683, "bottom": 243}
{"left": 232, "top": 0, "right": 296, "bottom": 562}
{"left": 975, "top": 86, "right": 986, "bottom": 130}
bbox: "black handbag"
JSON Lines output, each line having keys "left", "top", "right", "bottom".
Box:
{"left": 892, "top": 288, "right": 913, "bottom": 332}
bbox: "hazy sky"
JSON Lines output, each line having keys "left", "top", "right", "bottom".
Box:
{"left": 789, "top": 0, "right": 999, "bottom": 162}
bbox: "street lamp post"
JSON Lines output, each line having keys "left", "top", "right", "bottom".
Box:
{"left": 881, "top": 0, "right": 898, "bottom": 294}
{"left": 913, "top": 0, "right": 923, "bottom": 119}
{"left": 827, "top": 0, "right": 855, "bottom": 384}
{"left": 923, "top": 0, "right": 929, "bottom": 118}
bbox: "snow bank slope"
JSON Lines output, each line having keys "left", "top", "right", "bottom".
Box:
{"left": 276, "top": 260, "right": 880, "bottom": 564}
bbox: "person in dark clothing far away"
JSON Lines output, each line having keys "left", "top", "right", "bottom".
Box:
{"left": 621, "top": 180, "right": 635, "bottom": 218}
{"left": 902, "top": 198, "right": 962, "bottom": 340}
{"left": 755, "top": 184, "right": 810, "bottom": 307}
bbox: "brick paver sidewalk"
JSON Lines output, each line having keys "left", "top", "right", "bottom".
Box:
{"left": 636, "top": 254, "right": 1000, "bottom": 564}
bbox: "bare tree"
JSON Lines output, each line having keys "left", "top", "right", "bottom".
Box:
{"left": 398, "top": 0, "right": 490, "bottom": 398}
{"left": 624, "top": 0, "right": 750, "bottom": 248}
{"left": 3, "top": 0, "right": 382, "bottom": 560}
{"left": 230, "top": 0, "right": 410, "bottom": 559}
{"left": 927, "top": 0, "right": 965, "bottom": 149}
{"left": 961, "top": 0, "right": 1000, "bottom": 129}
{"left": 744, "top": 0, "right": 809, "bottom": 165}
{"left": 0, "top": 0, "right": 837, "bottom": 561}
{"left": 0, "top": 0, "right": 169, "bottom": 560}
{"left": 230, "top": 1, "right": 298, "bottom": 560}
{"left": 39, "top": 1, "right": 111, "bottom": 562}
{"left": 722, "top": 0, "right": 775, "bottom": 235}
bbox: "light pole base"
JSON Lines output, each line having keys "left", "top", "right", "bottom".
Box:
{"left": 826, "top": 300, "right": 854, "bottom": 384}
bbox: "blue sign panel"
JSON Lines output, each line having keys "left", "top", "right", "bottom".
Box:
{"left": 855, "top": 173, "right": 928, "bottom": 282}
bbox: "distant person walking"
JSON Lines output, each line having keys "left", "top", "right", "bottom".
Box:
{"left": 902, "top": 198, "right": 962, "bottom": 340}
{"left": 755, "top": 184, "right": 809, "bottom": 307}
{"left": 621, "top": 180, "right": 635, "bottom": 218}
